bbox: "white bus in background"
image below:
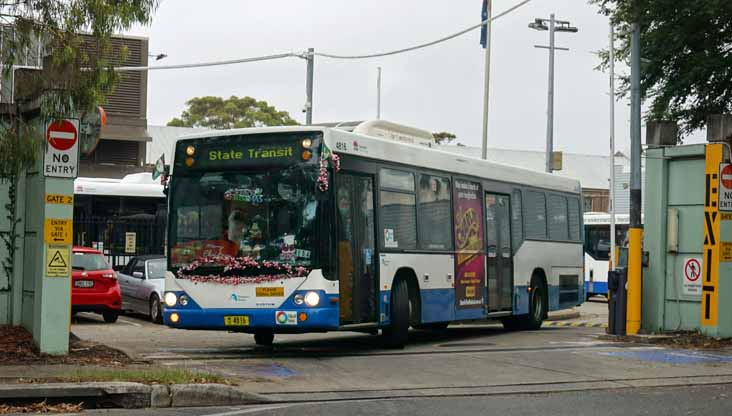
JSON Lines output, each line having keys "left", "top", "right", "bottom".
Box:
{"left": 162, "top": 121, "right": 585, "bottom": 347}
{"left": 582, "top": 212, "right": 634, "bottom": 299}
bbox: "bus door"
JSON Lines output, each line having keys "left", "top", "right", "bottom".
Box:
{"left": 335, "top": 173, "right": 378, "bottom": 324}
{"left": 485, "top": 193, "right": 513, "bottom": 311}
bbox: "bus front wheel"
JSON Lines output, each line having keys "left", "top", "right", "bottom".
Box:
{"left": 382, "top": 279, "right": 409, "bottom": 349}
{"left": 254, "top": 331, "right": 274, "bottom": 346}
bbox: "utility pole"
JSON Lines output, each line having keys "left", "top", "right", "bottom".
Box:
{"left": 480, "top": 0, "right": 492, "bottom": 160}
{"left": 609, "top": 24, "right": 616, "bottom": 271}
{"left": 529, "top": 15, "right": 577, "bottom": 173}
{"left": 627, "top": 22, "right": 643, "bottom": 335}
{"left": 545, "top": 14, "right": 556, "bottom": 173}
{"left": 377, "top": 66, "right": 382, "bottom": 119}
{"left": 305, "top": 48, "right": 314, "bottom": 125}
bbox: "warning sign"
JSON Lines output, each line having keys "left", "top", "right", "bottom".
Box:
{"left": 45, "top": 194, "right": 74, "bottom": 205}
{"left": 44, "top": 119, "right": 79, "bottom": 178}
{"left": 46, "top": 245, "right": 70, "bottom": 277}
{"left": 721, "top": 242, "right": 732, "bottom": 262}
{"left": 125, "top": 232, "right": 136, "bottom": 254}
{"left": 683, "top": 257, "right": 702, "bottom": 296}
{"left": 44, "top": 218, "right": 72, "bottom": 244}
{"left": 719, "top": 163, "right": 732, "bottom": 212}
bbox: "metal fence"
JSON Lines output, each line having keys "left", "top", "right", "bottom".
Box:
{"left": 73, "top": 216, "right": 166, "bottom": 269}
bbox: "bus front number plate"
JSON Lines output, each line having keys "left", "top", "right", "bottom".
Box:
{"left": 224, "top": 316, "right": 250, "bottom": 326}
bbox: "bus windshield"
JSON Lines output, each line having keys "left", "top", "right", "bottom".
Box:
{"left": 169, "top": 166, "right": 318, "bottom": 269}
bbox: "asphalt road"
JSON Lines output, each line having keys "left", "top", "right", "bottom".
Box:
{"left": 69, "top": 298, "right": 732, "bottom": 414}
{"left": 80, "top": 384, "right": 732, "bottom": 416}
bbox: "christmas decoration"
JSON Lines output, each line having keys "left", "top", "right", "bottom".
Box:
{"left": 177, "top": 255, "right": 310, "bottom": 285}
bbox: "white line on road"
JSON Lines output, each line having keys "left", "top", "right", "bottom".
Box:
{"left": 204, "top": 404, "right": 297, "bottom": 416}
{"left": 118, "top": 317, "right": 143, "bottom": 327}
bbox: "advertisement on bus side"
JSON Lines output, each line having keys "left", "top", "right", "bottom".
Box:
{"left": 453, "top": 180, "right": 486, "bottom": 309}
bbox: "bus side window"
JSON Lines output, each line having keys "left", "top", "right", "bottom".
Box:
{"left": 417, "top": 175, "right": 452, "bottom": 250}
{"left": 379, "top": 169, "right": 417, "bottom": 250}
{"left": 511, "top": 189, "right": 523, "bottom": 250}
{"left": 523, "top": 191, "right": 547, "bottom": 240}
{"left": 568, "top": 197, "right": 581, "bottom": 241}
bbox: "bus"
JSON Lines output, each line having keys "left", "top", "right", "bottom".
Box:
{"left": 582, "top": 212, "right": 632, "bottom": 299}
{"left": 162, "top": 121, "right": 585, "bottom": 347}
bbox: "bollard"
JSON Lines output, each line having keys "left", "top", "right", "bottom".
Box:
{"left": 607, "top": 269, "right": 628, "bottom": 335}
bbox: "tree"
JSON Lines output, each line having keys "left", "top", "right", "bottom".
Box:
{"left": 433, "top": 131, "right": 457, "bottom": 144}
{"left": 167, "top": 96, "right": 299, "bottom": 129}
{"left": 0, "top": 1, "right": 158, "bottom": 289}
{"left": 592, "top": 0, "right": 732, "bottom": 136}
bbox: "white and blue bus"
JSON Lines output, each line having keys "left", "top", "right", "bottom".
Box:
{"left": 582, "top": 212, "right": 632, "bottom": 299}
{"left": 162, "top": 121, "right": 585, "bottom": 347}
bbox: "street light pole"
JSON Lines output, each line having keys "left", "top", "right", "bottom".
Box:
{"left": 609, "top": 23, "right": 616, "bottom": 271}
{"left": 377, "top": 66, "right": 382, "bottom": 120}
{"left": 545, "top": 14, "right": 556, "bottom": 173}
{"left": 481, "top": 0, "right": 492, "bottom": 160}
{"left": 305, "top": 48, "right": 314, "bottom": 125}
{"left": 529, "top": 15, "right": 577, "bottom": 173}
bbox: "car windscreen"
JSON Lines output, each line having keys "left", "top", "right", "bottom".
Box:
{"left": 72, "top": 252, "right": 110, "bottom": 271}
{"left": 147, "top": 259, "right": 167, "bottom": 279}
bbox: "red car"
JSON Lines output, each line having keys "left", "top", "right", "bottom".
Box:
{"left": 71, "top": 246, "right": 122, "bottom": 323}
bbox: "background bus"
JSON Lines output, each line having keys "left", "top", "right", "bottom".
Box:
{"left": 74, "top": 173, "right": 167, "bottom": 268}
{"left": 163, "top": 121, "right": 585, "bottom": 347}
{"left": 583, "top": 212, "right": 632, "bottom": 299}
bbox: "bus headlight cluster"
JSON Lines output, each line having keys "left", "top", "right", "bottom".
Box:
{"left": 164, "top": 292, "right": 178, "bottom": 307}
{"left": 304, "top": 291, "right": 320, "bottom": 307}
{"left": 178, "top": 295, "right": 189, "bottom": 306}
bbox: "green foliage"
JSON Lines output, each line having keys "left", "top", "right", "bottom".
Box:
{"left": 168, "top": 96, "right": 299, "bottom": 129}
{"left": 433, "top": 131, "right": 457, "bottom": 144}
{"left": 592, "top": 0, "right": 732, "bottom": 135}
{"left": 0, "top": 1, "right": 158, "bottom": 290}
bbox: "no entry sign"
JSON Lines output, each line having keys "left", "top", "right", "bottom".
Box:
{"left": 44, "top": 119, "right": 79, "bottom": 178}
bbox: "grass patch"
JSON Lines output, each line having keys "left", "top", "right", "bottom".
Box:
{"left": 24, "top": 368, "right": 233, "bottom": 386}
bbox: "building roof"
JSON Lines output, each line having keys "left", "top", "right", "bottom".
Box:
{"left": 145, "top": 125, "right": 211, "bottom": 165}
{"left": 438, "top": 145, "right": 630, "bottom": 191}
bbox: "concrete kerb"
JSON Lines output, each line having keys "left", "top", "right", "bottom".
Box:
{"left": 546, "top": 308, "right": 581, "bottom": 321}
{"left": 0, "top": 382, "right": 270, "bottom": 409}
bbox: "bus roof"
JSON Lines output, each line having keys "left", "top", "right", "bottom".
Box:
{"left": 74, "top": 173, "right": 164, "bottom": 198}
{"left": 173, "top": 124, "right": 581, "bottom": 194}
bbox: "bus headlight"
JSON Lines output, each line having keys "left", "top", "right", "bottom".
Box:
{"left": 164, "top": 292, "right": 178, "bottom": 307}
{"left": 179, "top": 295, "right": 189, "bottom": 306}
{"left": 294, "top": 294, "right": 304, "bottom": 305}
{"left": 186, "top": 145, "right": 196, "bottom": 156}
{"left": 304, "top": 291, "right": 320, "bottom": 307}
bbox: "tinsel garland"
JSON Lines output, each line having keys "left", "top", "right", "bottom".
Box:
{"left": 317, "top": 150, "right": 341, "bottom": 192}
{"left": 177, "top": 255, "right": 309, "bottom": 285}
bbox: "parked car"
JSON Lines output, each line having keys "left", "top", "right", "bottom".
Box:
{"left": 71, "top": 246, "right": 122, "bottom": 323}
{"left": 117, "top": 255, "right": 167, "bottom": 323}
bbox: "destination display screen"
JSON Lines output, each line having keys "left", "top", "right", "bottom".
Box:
{"left": 174, "top": 132, "right": 321, "bottom": 171}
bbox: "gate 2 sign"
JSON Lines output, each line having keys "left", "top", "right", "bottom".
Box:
{"left": 44, "top": 119, "right": 79, "bottom": 178}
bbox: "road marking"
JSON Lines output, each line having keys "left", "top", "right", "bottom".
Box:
{"left": 204, "top": 404, "right": 296, "bottom": 416}
{"left": 118, "top": 317, "right": 143, "bottom": 327}
{"left": 544, "top": 321, "right": 608, "bottom": 328}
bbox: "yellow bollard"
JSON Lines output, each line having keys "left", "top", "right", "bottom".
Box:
{"left": 626, "top": 228, "right": 643, "bottom": 334}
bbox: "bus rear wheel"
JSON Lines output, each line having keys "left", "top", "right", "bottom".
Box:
{"left": 382, "top": 279, "right": 409, "bottom": 349}
{"left": 501, "top": 278, "right": 546, "bottom": 331}
{"left": 254, "top": 331, "right": 274, "bottom": 346}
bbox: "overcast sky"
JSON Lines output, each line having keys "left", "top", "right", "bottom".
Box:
{"left": 127, "top": 0, "right": 642, "bottom": 156}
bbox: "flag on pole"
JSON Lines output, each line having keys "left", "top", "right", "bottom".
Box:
{"left": 152, "top": 154, "right": 165, "bottom": 181}
{"left": 480, "top": 0, "right": 488, "bottom": 48}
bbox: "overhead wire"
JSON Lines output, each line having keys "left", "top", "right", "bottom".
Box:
{"left": 113, "top": 0, "right": 532, "bottom": 72}
{"left": 314, "top": 0, "right": 533, "bottom": 59}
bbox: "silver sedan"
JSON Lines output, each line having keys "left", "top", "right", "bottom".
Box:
{"left": 117, "top": 255, "right": 167, "bottom": 323}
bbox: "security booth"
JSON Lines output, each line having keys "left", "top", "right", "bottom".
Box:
{"left": 642, "top": 116, "right": 732, "bottom": 337}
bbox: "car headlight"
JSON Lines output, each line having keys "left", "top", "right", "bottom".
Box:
{"left": 304, "top": 291, "right": 320, "bottom": 307}
{"left": 164, "top": 292, "right": 178, "bottom": 307}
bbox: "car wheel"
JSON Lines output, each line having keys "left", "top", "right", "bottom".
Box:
{"left": 102, "top": 311, "right": 119, "bottom": 323}
{"left": 382, "top": 278, "right": 409, "bottom": 349}
{"left": 254, "top": 331, "right": 274, "bottom": 346}
{"left": 150, "top": 295, "right": 163, "bottom": 324}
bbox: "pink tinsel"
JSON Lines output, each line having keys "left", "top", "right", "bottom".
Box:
{"left": 177, "top": 255, "right": 310, "bottom": 285}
